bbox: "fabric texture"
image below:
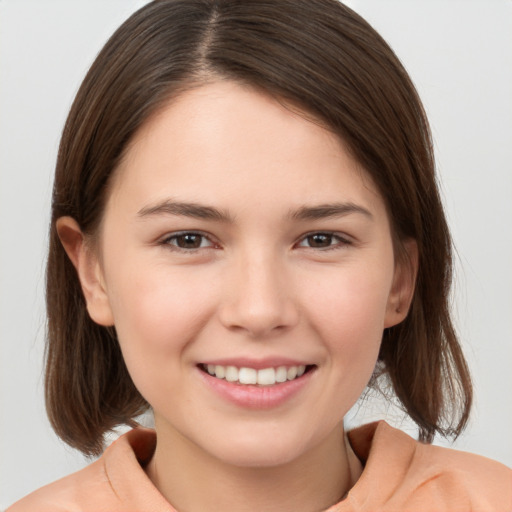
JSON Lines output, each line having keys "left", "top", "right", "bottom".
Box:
{"left": 8, "top": 421, "right": 512, "bottom": 512}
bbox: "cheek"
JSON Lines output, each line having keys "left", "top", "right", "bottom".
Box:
{"left": 306, "top": 264, "right": 392, "bottom": 368}
{"left": 104, "top": 261, "right": 223, "bottom": 407}
{"left": 105, "top": 260, "right": 217, "bottom": 365}
{"left": 309, "top": 264, "right": 392, "bottom": 332}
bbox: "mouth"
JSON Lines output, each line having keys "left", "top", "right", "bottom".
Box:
{"left": 199, "top": 363, "right": 316, "bottom": 386}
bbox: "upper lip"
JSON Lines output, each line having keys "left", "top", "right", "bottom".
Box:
{"left": 199, "top": 357, "right": 313, "bottom": 370}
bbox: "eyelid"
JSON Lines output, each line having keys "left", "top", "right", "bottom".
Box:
{"left": 159, "top": 230, "right": 219, "bottom": 250}
{"left": 157, "top": 230, "right": 352, "bottom": 252}
{"left": 295, "top": 231, "right": 353, "bottom": 250}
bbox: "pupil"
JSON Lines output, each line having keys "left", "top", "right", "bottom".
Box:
{"left": 178, "top": 234, "right": 201, "bottom": 248}
{"left": 309, "top": 234, "right": 331, "bottom": 247}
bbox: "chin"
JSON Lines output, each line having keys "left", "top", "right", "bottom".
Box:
{"left": 203, "top": 428, "right": 320, "bottom": 469}
{"left": 217, "top": 444, "right": 302, "bottom": 469}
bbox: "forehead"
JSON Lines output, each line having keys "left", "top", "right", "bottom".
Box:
{"left": 108, "top": 80, "right": 384, "bottom": 218}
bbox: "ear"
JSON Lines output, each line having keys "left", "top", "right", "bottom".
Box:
{"left": 384, "top": 239, "right": 418, "bottom": 328}
{"left": 56, "top": 216, "right": 114, "bottom": 326}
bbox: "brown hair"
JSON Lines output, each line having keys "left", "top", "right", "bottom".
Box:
{"left": 46, "top": 0, "right": 472, "bottom": 456}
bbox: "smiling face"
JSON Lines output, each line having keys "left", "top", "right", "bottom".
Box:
{"left": 60, "top": 80, "right": 415, "bottom": 469}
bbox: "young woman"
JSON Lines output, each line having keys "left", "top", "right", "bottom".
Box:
{"left": 7, "top": 1, "right": 511, "bottom": 510}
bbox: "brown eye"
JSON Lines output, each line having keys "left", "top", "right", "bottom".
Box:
{"left": 306, "top": 233, "right": 333, "bottom": 248}
{"left": 175, "top": 234, "right": 203, "bottom": 248}
{"left": 163, "top": 232, "right": 214, "bottom": 250}
{"left": 297, "top": 232, "right": 351, "bottom": 250}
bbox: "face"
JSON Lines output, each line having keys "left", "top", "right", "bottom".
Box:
{"left": 63, "top": 81, "right": 414, "bottom": 468}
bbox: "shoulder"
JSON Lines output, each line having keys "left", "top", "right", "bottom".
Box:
{"left": 345, "top": 421, "right": 512, "bottom": 512}
{"left": 410, "top": 434, "right": 512, "bottom": 511}
{"left": 6, "top": 428, "right": 169, "bottom": 512}
{"left": 6, "top": 457, "right": 111, "bottom": 512}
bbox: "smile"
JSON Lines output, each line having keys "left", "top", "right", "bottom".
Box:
{"left": 201, "top": 364, "right": 309, "bottom": 386}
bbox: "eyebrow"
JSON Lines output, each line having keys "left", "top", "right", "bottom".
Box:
{"left": 137, "top": 199, "right": 373, "bottom": 223}
{"left": 137, "top": 200, "right": 233, "bottom": 222}
{"left": 288, "top": 202, "right": 373, "bottom": 221}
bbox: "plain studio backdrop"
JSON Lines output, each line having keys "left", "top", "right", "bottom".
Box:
{"left": 1, "top": 0, "right": 511, "bottom": 507}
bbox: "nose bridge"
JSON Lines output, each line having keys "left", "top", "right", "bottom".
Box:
{"left": 219, "top": 247, "right": 298, "bottom": 336}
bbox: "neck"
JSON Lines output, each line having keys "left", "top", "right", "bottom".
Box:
{"left": 145, "top": 420, "right": 361, "bottom": 512}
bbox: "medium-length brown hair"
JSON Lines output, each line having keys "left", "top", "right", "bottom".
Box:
{"left": 46, "top": 0, "right": 472, "bottom": 456}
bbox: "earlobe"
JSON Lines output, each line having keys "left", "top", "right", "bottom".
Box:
{"left": 384, "top": 239, "right": 418, "bottom": 328}
{"left": 56, "top": 216, "right": 114, "bottom": 326}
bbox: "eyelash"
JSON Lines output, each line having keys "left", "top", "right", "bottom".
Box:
{"left": 160, "top": 231, "right": 352, "bottom": 253}
{"left": 296, "top": 232, "right": 352, "bottom": 251}
{"left": 160, "top": 231, "right": 217, "bottom": 251}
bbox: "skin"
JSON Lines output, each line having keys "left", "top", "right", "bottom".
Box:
{"left": 58, "top": 81, "right": 416, "bottom": 512}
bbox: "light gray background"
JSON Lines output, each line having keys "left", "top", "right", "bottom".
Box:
{"left": 1, "top": 0, "right": 511, "bottom": 507}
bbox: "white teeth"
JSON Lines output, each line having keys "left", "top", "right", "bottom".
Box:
{"left": 215, "top": 365, "right": 226, "bottom": 379}
{"left": 275, "top": 366, "right": 287, "bottom": 383}
{"left": 225, "top": 366, "right": 238, "bottom": 382}
{"left": 205, "top": 364, "right": 310, "bottom": 386}
{"left": 239, "top": 367, "right": 257, "bottom": 385}
{"left": 257, "top": 368, "right": 275, "bottom": 386}
{"left": 287, "top": 366, "right": 298, "bottom": 380}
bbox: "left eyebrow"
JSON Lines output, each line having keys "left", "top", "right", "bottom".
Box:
{"left": 288, "top": 202, "right": 374, "bottom": 221}
{"left": 137, "top": 200, "right": 233, "bottom": 222}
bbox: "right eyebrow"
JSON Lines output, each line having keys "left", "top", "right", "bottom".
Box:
{"left": 137, "top": 199, "right": 234, "bottom": 222}
{"left": 288, "top": 202, "right": 374, "bottom": 221}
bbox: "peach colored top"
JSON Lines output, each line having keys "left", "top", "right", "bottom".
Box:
{"left": 8, "top": 421, "right": 512, "bottom": 512}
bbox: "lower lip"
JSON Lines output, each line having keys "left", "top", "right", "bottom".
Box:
{"left": 197, "top": 367, "right": 314, "bottom": 409}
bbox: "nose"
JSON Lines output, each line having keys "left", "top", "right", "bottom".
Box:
{"left": 218, "top": 252, "right": 299, "bottom": 338}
